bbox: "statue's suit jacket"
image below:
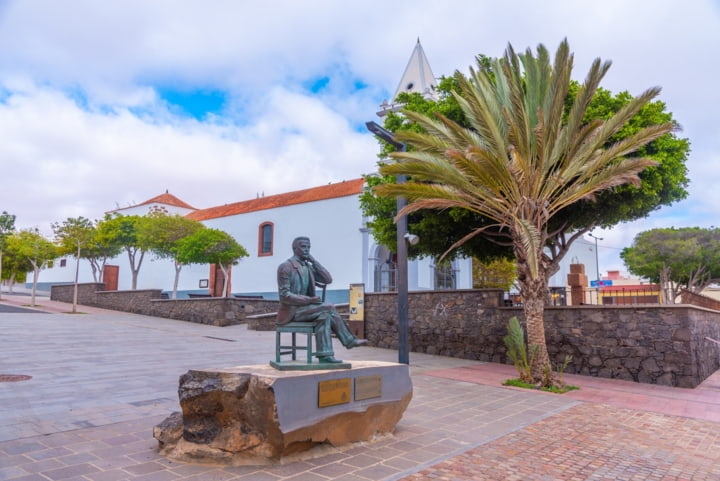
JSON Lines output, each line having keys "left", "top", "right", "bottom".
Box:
{"left": 276, "top": 257, "right": 333, "bottom": 325}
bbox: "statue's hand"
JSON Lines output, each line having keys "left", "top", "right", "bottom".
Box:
{"left": 309, "top": 296, "right": 322, "bottom": 304}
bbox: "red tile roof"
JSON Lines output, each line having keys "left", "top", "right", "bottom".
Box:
{"left": 186, "top": 178, "right": 365, "bottom": 221}
{"left": 136, "top": 191, "right": 196, "bottom": 210}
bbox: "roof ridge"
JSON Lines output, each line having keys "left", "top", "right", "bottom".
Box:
{"left": 137, "top": 191, "right": 196, "bottom": 210}
{"left": 185, "top": 178, "right": 365, "bottom": 221}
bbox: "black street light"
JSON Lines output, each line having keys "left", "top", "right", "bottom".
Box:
{"left": 366, "top": 121, "right": 410, "bottom": 365}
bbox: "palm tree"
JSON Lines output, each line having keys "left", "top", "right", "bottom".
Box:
{"left": 375, "top": 40, "right": 673, "bottom": 384}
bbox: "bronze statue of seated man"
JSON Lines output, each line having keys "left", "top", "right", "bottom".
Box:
{"left": 277, "top": 236, "right": 367, "bottom": 363}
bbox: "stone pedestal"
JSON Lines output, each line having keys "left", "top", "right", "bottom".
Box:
{"left": 154, "top": 361, "right": 412, "bottom": 465}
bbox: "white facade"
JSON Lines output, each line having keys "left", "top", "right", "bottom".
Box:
{"left": 547, "top": 236, "right": 600, "bottom": 288}
{"left": 36, "top": 179, "right": 474, "bottom": 301}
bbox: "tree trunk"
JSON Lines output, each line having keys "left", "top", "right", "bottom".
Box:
{"left": 519, "top": 274, "right": 551, "bottom": 382}
{"left": 31, "top": 266, "right": 39, "bottom": 307}
{"left": 71, "top": 244, "right": 80, "bottom": 313}
{"left": 514, "top": 241, "right": 551, "bottom": 384}
{"left": 172, "top": 261, "right": 182, "bottom": 300}
{"left": 220, "top": 264, "right": 229, "bottom": 298}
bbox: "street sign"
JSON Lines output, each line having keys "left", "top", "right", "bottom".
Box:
{"left": 590, "top": 280, "right": 613, "bottom": 287}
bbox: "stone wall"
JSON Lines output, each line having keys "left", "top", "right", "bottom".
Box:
{"left": 364, "top": 290, "right": 720, "bottom": 388}
{"left": 50, "top": 284, "right": 720, "bottom": 386}
{"left": 50, "top": 283, "right": 279, "bottom": 327}
{"left": 50, "top": 282, "right": 105, "bottom": 305}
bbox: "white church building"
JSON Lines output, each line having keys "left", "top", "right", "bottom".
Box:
{"left": 38, "top": 178, "right": 473, "bottom": 302}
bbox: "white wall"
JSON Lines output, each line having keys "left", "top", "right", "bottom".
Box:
{"left": 34, "top": 192, "right": 478, "bottom": 296}
{"left": 548, "top": 236, "right": 598, "bottom": 288}
{"left": 198, "top": 195, "right": 366, "bottom": 294}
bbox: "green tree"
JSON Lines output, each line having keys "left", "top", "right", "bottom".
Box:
{"left": 0, "top": 211, "right": 16, "bottom": 300}
{"left": 52, "top": 217, "right": 95, "bottom": 312}
{"left": 374, "top": 40, "right": 671, "bottom": 384}
{"left": 621, "top": 227, "right": 720, "bottom": 302}
{"left": 472, "top": 257, "right": 517, "bottom": 290}
{"left": 1, "top": 243, "right": 29, "bottom": 292}
{"left": 82, "top": 226, "right": 123, "bottom": 284}
{"left": 175, "top": 227, "right": 249, "bottom": 297}
{"left": 96, "top": 214, "right": 150, "bottom": 290}
{"left": 6, "top": 229, "right": 59, "bottom": 306}
{"left": 142, "top": 213, "right": 203, "bottom": 299}
{"left": 361, "top": 59, "right": 689, "bottom": 266}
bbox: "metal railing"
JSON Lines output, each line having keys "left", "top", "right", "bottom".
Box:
{"left": 505, "top": 287, "right": 662, "bottom": 307}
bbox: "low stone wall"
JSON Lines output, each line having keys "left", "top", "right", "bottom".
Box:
{"left": 51, "top": 284, "right": 720, "bottom": 386}
{"left": 364, "top": 290, "right": 720, "bottom": 388}
{"left": 50, "top": 282, "right": 105, "bottom": 305}
{"left": 50, "top": 283, "right": 279, "bottom": 327}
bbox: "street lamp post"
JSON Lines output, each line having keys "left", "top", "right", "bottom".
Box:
{"left": 588, "top": 232, "right": 603, "bottom": 283}
{"left": 366, "top": 121, "right": 410, "bottom": 364}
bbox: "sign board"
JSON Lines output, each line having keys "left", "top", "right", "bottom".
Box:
{"left": 590, "top": 280, "right": 613, "bottom": 287}
{"left": 348, "top": 283, "right": 365, "bottom": 321}
{"left": 318, "top": 378, "right": 351, "bottom": 408}
{"left": 354, "top": 374, "right": 382, "bottom": 401}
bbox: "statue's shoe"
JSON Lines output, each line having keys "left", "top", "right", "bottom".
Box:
{"left": 318, "top": 356, "right": 343, "bottom": 363}
{"left": 348, "top": 339, "right": 368, "bottom": 348}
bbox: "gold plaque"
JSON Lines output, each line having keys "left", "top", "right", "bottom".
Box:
{"left": 354, "top": 374, "right": 382, "bottom": 401}
{"left": 318, "top": 378, "right": 351, "bottom": 408}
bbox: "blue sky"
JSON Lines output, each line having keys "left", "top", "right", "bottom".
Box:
{"left": 0, "top": 0, "right": 718, "bottom": 275}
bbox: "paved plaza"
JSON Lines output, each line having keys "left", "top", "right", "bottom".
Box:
{"left": 0, "top": 294, "right": 719, "bottom": 480}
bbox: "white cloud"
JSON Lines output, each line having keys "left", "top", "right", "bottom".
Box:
{"left": 0, "top": 0, "right": 717, "bottom": 275}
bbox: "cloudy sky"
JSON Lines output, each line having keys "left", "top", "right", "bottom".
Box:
{"left": 0, "top": 0, "right": 718, "bottom": 275}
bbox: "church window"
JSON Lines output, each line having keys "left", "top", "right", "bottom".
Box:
{"left": 258, "top": 222, "right": 274, "bottom": 256}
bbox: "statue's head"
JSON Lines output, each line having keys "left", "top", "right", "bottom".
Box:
{"left": 292, "top": 236, "right": 311, "bottom": 258}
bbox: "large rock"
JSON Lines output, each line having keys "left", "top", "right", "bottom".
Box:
{"left": 154, "top": 361, "right": 412, "bottom": 465}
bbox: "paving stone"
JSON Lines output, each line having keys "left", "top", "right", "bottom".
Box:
{"left": 0, "top": 303, "right": 719, "bottom": 480}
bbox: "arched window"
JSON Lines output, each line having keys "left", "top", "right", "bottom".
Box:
{"left": 258, "top": 222, "right": 274, "bottom": 256}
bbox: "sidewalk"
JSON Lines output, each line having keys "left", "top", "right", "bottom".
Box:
{"left": 0, "top": 302, "right": 719, "bottom": 480}
{"left": 0, "top": 292, "right": 118, "bottom": 315}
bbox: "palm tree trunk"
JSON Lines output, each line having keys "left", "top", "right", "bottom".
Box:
{"left": 521, "top": 279, "right": 551, "bottom": 381}
{"left": 515, "top": 248, "right": 551, "bottom": 383}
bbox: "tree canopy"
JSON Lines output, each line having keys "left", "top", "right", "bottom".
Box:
{"left": 0, "top": 211, "right": 16, "bottom": 299}
{"left": 372, "top": 39, "right": 674, "bottom": 385}
{"left": 52, "top": 216, "right": 96, "bottom": 312}
{"left": 6, "top": 229, "right": 59, "bottom": 305}
{"left": 621, "top": 227, "right": 720, "bottom": 302}
{"left": 96, "top": 214, "right": 150, "bottom": 290}
{"left": 142, "top": 213, "right": 204, "bottom": 299}
{"left": 361, "top": 55, "right": 690, "bottom": 271}
{"left": 175, "top": 227, "right": 249, "bottom": 297}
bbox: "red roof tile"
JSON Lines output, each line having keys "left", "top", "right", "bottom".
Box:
{"left": 186, "top": 178, "right": 365, "bottom": 221}
{"left": 136, "top": 191, "right": 196, "bottom": 210}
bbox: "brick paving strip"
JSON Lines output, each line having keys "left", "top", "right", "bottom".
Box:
{"left": 399, "top": 403, "right": 720, "bottom": 481}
